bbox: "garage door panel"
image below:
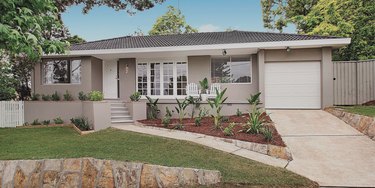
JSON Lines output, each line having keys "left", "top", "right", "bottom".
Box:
{"left": 265, "top": 62, "right": 321, "bottom": 109}
{"left": 265, "top": 62, "right": 320, "bottom": 73}
{"left": 266, "top": 85, "right": 320, "bottom": 97}
{"left": 266, "top": 73, "right": 320, "bottom": 85}
{"left": 266, "top": 96, "right": 321, "bottom": 109}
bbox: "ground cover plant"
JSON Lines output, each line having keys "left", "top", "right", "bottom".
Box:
{"left": 0, "top": 127, "right": 316, "bottom": 187}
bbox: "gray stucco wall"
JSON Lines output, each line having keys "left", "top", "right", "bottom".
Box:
{"left": 32, "top": 57, "right": 103, "bottom": 99}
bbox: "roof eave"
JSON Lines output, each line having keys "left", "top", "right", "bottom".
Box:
{"left": 43, "top": 38, "right": 351, "bottom": 58}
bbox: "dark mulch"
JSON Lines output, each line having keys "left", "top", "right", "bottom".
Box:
{"left": 138, "top": 113, "right": 286, "bottom": 147}
{"left": 363, "top": 100, "right": 375, "bottom": 106}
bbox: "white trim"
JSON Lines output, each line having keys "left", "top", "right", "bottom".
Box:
{"left": 46, "top": 38, "right": 351, "bottom": 57}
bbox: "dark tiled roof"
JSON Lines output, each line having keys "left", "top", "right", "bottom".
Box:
{"left": 70, "top": 30, "right": 340, "bottom": 51}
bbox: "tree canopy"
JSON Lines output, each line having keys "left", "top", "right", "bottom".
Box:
{"left": 149, "top": 6, "right": 197, "bottom": 35}
{"left": 261, "top": 0, "right": 374, "bottom": 60}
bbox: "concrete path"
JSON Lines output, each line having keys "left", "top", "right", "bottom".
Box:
{"left": 268, "top": 110, "right": 375, "bottom": 187}
{"left": 111, "top": 124, "right": 288, "bottom": 168}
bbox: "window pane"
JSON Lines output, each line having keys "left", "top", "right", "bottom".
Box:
{"left": 163, "top": 63, "right": 174, "bottom": 95}
{"left": 70, "top": 60, "right": 81, "bottom": 84}
{"left": 42, "top": 61, "right": 54, "bottom": 84}
{"left": 211, "top": 56, "right": 251, "bottom": 83}
{"left": 211, "top": 57, "right": 231, "bottom": 83}
{"left": 176, "top": 62, "right": 187, "bottom": 95}
{"left": 137, "top": 63, "right": 148, "bottom": 95}
{"left": 43, "top": 60, "right": 70, "bottom": 84}
{"left": 150, "top": 63, "right": 160, "bottom": 95}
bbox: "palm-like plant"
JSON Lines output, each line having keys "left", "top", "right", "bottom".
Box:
{"left": 199, "top": 77, "right": 209, "bottom": 94}
{"left": 175, "top": 98, "right": 189, "bottom": 129}
{"left": 146, "top": 96, "right": 159, "bottom": 119}
{"left": 208, "top": 88, "right": 228, "bottom": 129}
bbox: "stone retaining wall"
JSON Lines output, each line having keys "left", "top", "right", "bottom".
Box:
{"left": 325, "top": 107, "right": 375, "bottom": 141}
{"left": 0, "top": 158, "right": 221, "bottom": 188}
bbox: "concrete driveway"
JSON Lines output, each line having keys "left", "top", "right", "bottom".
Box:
{"left": 268, "top": 110, "right": 375, "bottom": 187}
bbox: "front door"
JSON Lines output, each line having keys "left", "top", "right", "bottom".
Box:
{"left": 103, "top": 60, "right": 119, "bottom": 99}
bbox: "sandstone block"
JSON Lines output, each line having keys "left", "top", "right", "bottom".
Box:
{"left": 97, "top": 161, "right": 115, "bottom": 188}
{"left": 82, "top": 159, "right": 98, "bottom": 188}
{"left": 63, "top": 159, "right": 81, "bottom": 172}
{"left": 112, "top": 161, "right": 142, "bottom": 188}
{"left": 58, "top": 172, "right": 80, "bottom": 188}
{"left": 14, "top": 168, "right": 27, "bottom": 188}
{"left": 42, "top": 171, "right": 60, "bottom": 188}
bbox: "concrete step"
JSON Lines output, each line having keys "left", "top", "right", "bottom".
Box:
{"left": 111, "top": 120, "right": 134, "bottom": 124}
{"left": 110, "top": 103, "right": 126, "bottom": 107}
{"left": 111, "top": 115, "right": 132, "bottom": 119}
{"left": 111, "top": 111, "right": 130, "bottom": 115}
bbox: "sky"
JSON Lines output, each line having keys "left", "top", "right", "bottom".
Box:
{"left": 61, "top": 0, "right": 296, "bottom": 42}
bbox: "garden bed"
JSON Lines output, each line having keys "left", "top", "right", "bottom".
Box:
{"left": 138, "top": 113, "right": 286, "bottom": 147}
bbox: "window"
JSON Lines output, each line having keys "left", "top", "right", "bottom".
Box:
{"left": 211, "top": 55, "right": 252, "bottom": 83}
{"left": 136, "top": 60, "right": 188, "bottom": 97}
{"left": 42, "top": 59, "right": 81, "bottom": 84}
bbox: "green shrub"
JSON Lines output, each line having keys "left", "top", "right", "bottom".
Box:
{"left": 31, "top": 93, "right": 40, "bottom": 101}
{"left": 88, "top": 91, "right": 104, "bottom": 101}
{"left": 146, "top": 96, "right": 159, "bottom": 119}
{"left": 222, "top": 116, "right": 229, "bottom": 122}
{"left": 42, "top": 120, "right": 50, "bottom": 125}
{"left": 236, "top": 108, "right": 242, "bottom": 116}
{"left": 53, "top": 117, "right": 64, "bottom": 124}
{"left": 208, "top": 88, "right": 228, "bottom": 130}
{"left": 70, "top": 117, "right": 91, "bottom": 131}
{"left": 199, "top": 77, "right": 209, "bottom": 94}
{"left": 51, "top": 91, "right": 60, "bottom": 101}
{"left": 162, "top": 107, "right": 173, "bottom": 127}
{"left": 23, "top": 122, "right": 29, "bottom": 126}
{"left": 31, "top": 119, "right": 41, "bottom": 125}
{"left": 174, "top": 98, "right": 189, "bottom": 130}
{"left": 241, "top": 92, "right": 265, "bottom": 134}
{"left": 262, "top": 127, "right": 273, "bottom": 142}
{"left": 78, "top": 91, "right": 88, "bottom": 101}
{"left": 223, "top": 122, "right": 236, "bottom": 136}
{"left": 63, "top": 90, "right": 74, "bottom": 101}
{"left": 130, "top": 92, "right": 141, "bottom": 101}
{"left": 194, "top": 117, "right": 201, "bottom": 126}
{"left": 42, "top": 94, "right": 51, "bottom": 101}
{"left": 187, "top": 96, "right": 201, "bottom": 118}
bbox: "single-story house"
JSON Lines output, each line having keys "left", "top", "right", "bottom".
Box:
{"left": 28, "top": 31, "right": 350, "bottom": 128}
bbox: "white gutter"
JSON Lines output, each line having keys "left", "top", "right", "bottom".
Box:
{"left": 44, "top": 38, "right": 351, "bottom": 57}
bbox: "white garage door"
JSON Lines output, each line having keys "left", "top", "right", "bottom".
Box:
{"left": 265, "top": 62, "right": 321, "bottom": 109}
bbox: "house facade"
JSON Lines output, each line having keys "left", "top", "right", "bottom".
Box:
{"left": 29, "top": 31, "right": 350, "bottom": 126}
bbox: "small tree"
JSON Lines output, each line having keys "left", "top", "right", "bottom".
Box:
{"left": 146, "top": 96, "right": 159, "bottom": 119}
{"left": 149, "top": 6, "right": 197, "bottom": 35}
{"left": 208, "top": 88, "right": 228, "bottom": 129}
{"left": 174, "top": 98, "right": 189, "bottom": 129}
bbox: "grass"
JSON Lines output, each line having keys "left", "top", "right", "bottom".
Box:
{"left": 340, "top": 106, "right": 375, "bottom": 117}
{"left": 0, "top": 127, "right": 316, "bottom": 187}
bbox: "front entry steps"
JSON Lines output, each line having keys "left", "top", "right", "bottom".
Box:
{"left": 109, "top": 101, "right": 133, "bottom": 124}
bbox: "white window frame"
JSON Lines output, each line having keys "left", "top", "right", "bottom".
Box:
{"left": 136, "top": 57, "right": 188, "bottom": 99}
{"left": 210, "top": 55, "right": 252, "bottom": 85}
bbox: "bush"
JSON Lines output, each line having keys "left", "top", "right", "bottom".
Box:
{"left": 262, "top": 127, "right": 273, "bottom": 142}
{"left": 31, "top": 93, "right": 40, "bottom": 101}
{"left": 162, "top": 107, "right": 173, "bottom": 127}
{"left": 130, "top": 92, "right": 141, "bottom": 101}
{"left": 42, "top": 94, "right": 51, "bottom": 101}
{"left": 31, "top": 119, "right": 41, "bottom": 125}
{"left": 42, "top": 120, "right": 50, "bottom": 125}
{"left": 174, "top": 98, "right": 189, "bottom": 130}
{"left": 208, "top": 88, "right": 228, "bottom": 129}
{"left": 53, "top": 117, "right": 64, "bottom": 124}
{"left": 146, "top": 96, "right": 159, "bottom": 119}
{"left": 194, "top": 107, "right": 209, "bottom": 126}
{"left": 63, "top": 90, "right": 74, "bottom": 101}
{"left": 78, "top": 91, "right": 88, "bottom": 101}
{"left": 241, "top": 92, "right": 265, "bottom": 134}
{"left": 51, "top": 91, "right": 60, "bottom": 101}
{"left": 88, "top": 91, "right": 104, "bottom": 101}
{"left": 236, "top": 108, "right": 242, "bottom": 116}
{"left": 70, "top": 117, "right": 91, "bottom": 131}
{"left": 223, "top": 122, "right": 236, "bottom": 136}
{"left": 194, "top": 117, "right": 201, "bottom": 126}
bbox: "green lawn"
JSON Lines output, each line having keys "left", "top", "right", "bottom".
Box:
{"left": 0, "top": 127, "right": 316, "bottom": 187}
{"left": 340, "top": 106, "right": 375, "bottom": 117}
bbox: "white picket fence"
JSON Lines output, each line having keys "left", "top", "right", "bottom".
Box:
{"left": 0, "top": 101, "right": 24, "bottom": 127}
